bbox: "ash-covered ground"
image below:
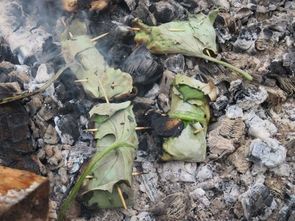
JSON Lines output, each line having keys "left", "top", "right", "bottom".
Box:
{"left": 0, "top": 0, "right": 294, "bottom": 221}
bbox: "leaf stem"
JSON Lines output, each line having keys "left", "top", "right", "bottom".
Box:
{"left": 58, "top": 141, "right": 133, "bottom": 221}
{"left": 200, "top": 54, "right": 253, "bottom": 81}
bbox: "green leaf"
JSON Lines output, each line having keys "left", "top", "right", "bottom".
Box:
{"left": 134, "top": 14, "right": 217, "bottom": 57}
{"left": 133, "top": 11, "right": 253, "bottom": 80}
{"left": 173, "top": 74, "right": 217, "bottom": 101}
{"left": 162, "top": 74, "right": 215, "bottom": 162}
{"left": 58, "top": 141, "right": 133, "bottom": 221}
{"left": 61, "top": 35, "right": 133, "bottom": 99}
{"left": 162, "top": 123, "right": 206, "bottom": 162}
{"left": 79, "top": 102, "right": 138, "bottom": 208}
{"left": 169, "top": 92, "right": 207, "bottom": 123}
{"left": 177, "top": 85, "right": 205, "bottom": 101}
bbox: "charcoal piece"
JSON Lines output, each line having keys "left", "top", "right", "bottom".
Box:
{"left": 211, "top": 95, "right": 229, "bottom": 117}
{"left": 106, "top": 44, "right": 132, "bottom": 67}
{"left": 269, "top": 61, "right": 289, "bottom": 76}
{"left": 283, "top": 52, "right": 295, "bottom": 74}
{"left": 278, "top": 196, "right": 295, "bottom": 221}
{"left": 54, "top": 114, "right": 80, "bottom": 145}
{"left": 55, "top": 71, "right": 86, "bottom": 103}
{"left": 132, "top": 2, "right": 157, "bottom": 26}
{"left": 150, "top": 113, "right": 184, "bottom": 137}
{"left": 228, "top": 80, "right": 248, "bottom": 103}
{"left": 0, "top": 66, "right": 38, "bottom": 173}
{"left": 122, "top": 45, "right": 163, "bottom": 84}
{"left": 37, "top": 97, "right": 58, "bottom": 121}
{"left": 124, "top": 0, "right": 137, "bottom": 11}
{"left": 177, "top": 0, "right": 198, "bottom": 10}
{"left": 0, "top": 0, "right": 53, "bottom": 65}
{"left": 0, "top": 102, "right": 33, "bottom": 154}
{"left": 239, "top": 184, "right": 274, "bottom": 220}
{"left": 150, "top": 2, "right": 177, "bottom": 23}
{"left": 0, "top": 99, "right": 37, "bottom": 172}
{"left": 150, "top": 192, "right": 189, "bottom": 221}
{"left": 267, "top": 60, "right": 295, "bottom": 96}
{"left": 0, "top": 38, "right": 18, "bottom": 63}
{"left": 0, "top": 65, "right": 34, "bottom": 158}
{"left": 233, "top": 26, "right": 261, "bottom": 54}
{"left": 164, "top": 54, "right": 185, "bottom": 74}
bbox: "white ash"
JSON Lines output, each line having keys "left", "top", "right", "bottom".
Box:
{"left": 223, "top": 183, "right": 240, "bottom": 205}
{"left": 54, "top": 116, "right": 75, "bottom": 145}
{"left": 270, "top": 163, "right": 291, "bottom": 177}
{"left": 239, "top": 184, "right": 274, "bottom": 221}
{"left": 244, "top": 111, "right": 278, "bottom": 139}
{"left": 145, "top": 83, "right": 160, "bottom": 99}
{"left": 196, "top": 165, "right": 213, "bottom": 182}
{"left": 139, "top": 162, "right": 160, "bottom": 202}
{"left": 226, "top": 105, "right": 244, "bottom": 119}
{"left": 189, "top": 188, "right": 211, "bottom": 207}
{"left": 130, "top": 212, "right": 155, "bottom": 221}
{"left": 65, "top": 142, "right": 94, "bottom": 174}
{"left": 248, "top": 138, "right": 287, "bottom": 168}
{"left": 158, "top": 161, "right": 197, "bottom": 183}
{"left": 236, "top": 86, "right": 268, "bottom": 111}
{"left": 0, "top": 1, "right": 52, "bottom": 64}
{"left": 251, "top": 164, "right": 267, "bottom": 176}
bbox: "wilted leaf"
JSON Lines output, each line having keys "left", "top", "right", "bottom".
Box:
{"left": 162, "top": 123, "right": 206, "bottom": 162}
{"left": 61, "top": 35, "right": 133, "bottom": 99}
{"left": 162, "top": 74, "right": 216, "bottom": 162}
{"left": 79, "top": 101, "right": 138, "bottom": 208}
{"left": 134, "top": 11, "right": 218, "bottom": 57}
{"left": 133, "top": 10, "right": 252, "bottom": 80}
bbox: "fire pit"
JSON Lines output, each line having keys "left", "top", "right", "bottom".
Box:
{"left": 0, "top": 0, "right": 294, "bottom": 220}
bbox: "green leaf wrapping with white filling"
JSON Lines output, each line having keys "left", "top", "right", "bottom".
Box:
{"left": 79, "top": 101, "right": 138, "bottom": 208}
{"left": 162, "top": 74, "right": 216, "bottom": 162}
{"left": 133, "top": 10, "right": 252, "bottom": 80}
{"left": 61, "top": 35, "right": 133, "bottom": 99}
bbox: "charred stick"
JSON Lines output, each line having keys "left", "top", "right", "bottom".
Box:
{"left": 0, "top": 64, "right": 72, "bottom": 105}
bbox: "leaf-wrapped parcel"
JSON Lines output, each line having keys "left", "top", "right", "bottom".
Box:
{"left": 162, "top": 74, "right": 217, "bottom": 162}
{"left": 61, "top": 35, "right": 133, "bottom": 99}
{"left": 133, "top": 11, "right": 252, "bottom": 80}
{"left": 79, "top": 101, "right": 138, "bottom": 208}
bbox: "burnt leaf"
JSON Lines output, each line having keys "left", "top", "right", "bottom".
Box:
{"left": 151, "top": 113, "right": 184, "bottom": 137}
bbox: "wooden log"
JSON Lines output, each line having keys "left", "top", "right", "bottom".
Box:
{"left": 0, "top": 166, "right": 49, "bottom": 221}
